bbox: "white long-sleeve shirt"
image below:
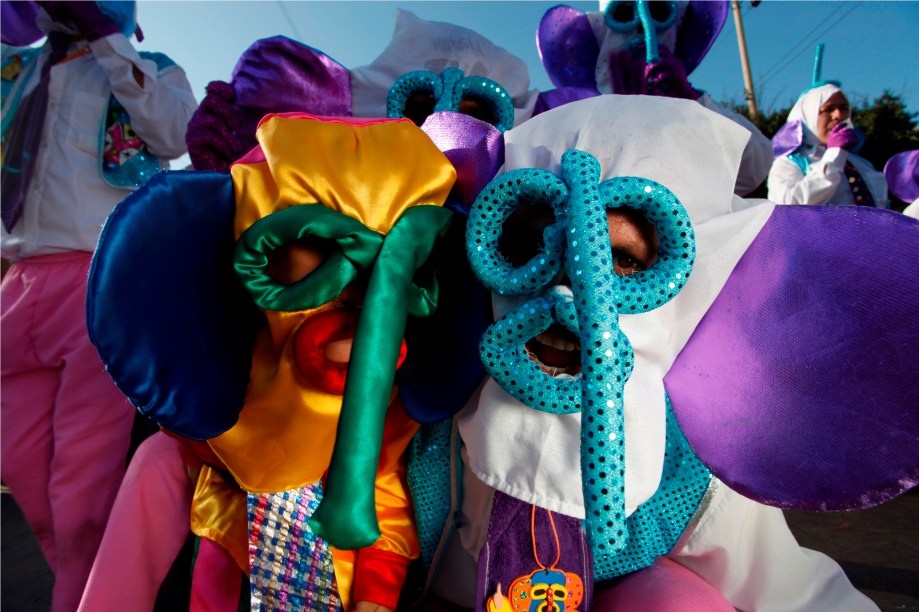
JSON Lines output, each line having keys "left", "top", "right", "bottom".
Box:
{"left": 767, "top": 146, "right": 888, "bottom": 208}
{"left": 1, "top": 33, "right": 197, "bottom": 259}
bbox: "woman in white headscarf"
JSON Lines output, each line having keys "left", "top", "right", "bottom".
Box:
{"left": 767, "top": 83, "right": 887, "bottom": 207}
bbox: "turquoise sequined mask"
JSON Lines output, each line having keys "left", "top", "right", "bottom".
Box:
{"left": 466, "top": 149, "right": 695, "bottom": 559}
{"left": 387, "top": 67, "right": 515, "bottom": 132}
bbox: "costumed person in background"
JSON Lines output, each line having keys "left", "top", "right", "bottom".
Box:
{"left": 81, "top": 108, "right": 503, "bottom": 611}
{"left": 767, "top": 44, "right": 887, "bottom": 207}
{"left": 185, "top": 9, "right": 537, "bottom": 173}
{"left": 0, "top": 2, "right": 196, "bottom": 610}
{"left": 409, "top": 95, "right": 919, "bottom": 611}
{"left": 884, "top": 150, "right": 919, "bottom": 219}
{"left": 533, "top": 0, "right": 772, "bottom": 196}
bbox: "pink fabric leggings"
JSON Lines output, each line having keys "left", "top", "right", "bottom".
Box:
{"left": 78, "top": 432, "right": 194, "bottom": 611}
{"left": 593, "top": 557, "right": 735, "bottom": 612}
{"left": 79, "top": 432, "right": 242, "bottom": 612}
{"left": 1, "top": 253, "right": 135, "bottom": 612}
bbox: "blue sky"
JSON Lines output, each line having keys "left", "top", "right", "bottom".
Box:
{"left": 133, "top": 0, "right": 918, "bottom": 118}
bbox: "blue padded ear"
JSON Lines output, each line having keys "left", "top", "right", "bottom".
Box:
{"left": 397, "top": 214, "right": 490, "bottom": 424}
{"left": 87, "top": 171, "right": 261, "bottom": 440}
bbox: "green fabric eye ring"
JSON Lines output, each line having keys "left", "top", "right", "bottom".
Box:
{"left": 234, "top": 204, "right": 383, "bottom": 312}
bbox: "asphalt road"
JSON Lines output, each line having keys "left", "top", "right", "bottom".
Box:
{"left": 3, "top": 488, "right": 918, "bottom": 611}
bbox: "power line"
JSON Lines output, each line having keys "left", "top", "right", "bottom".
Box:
{"left": 757, "top": 2, "right": 846, "bottom": 85}
{"left": 276, "top": 1, "right": 303, "bottom": 42}
{"left": 758, "top": 1, "right": 862, "bottom": 90}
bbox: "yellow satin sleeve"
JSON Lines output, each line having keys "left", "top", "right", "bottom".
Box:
{"left": 231, "top": 114, "right": 456, "bottom": 238}
{"left": 188, "top": 464, "right": 250, "bottom": 574}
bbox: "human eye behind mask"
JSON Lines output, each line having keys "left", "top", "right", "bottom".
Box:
{"left": 496, "top": 199, "right": 657, "bottom": 281}
{"left": 233, "top": 204, "right": 376, "bottom": 313}
{"left": 497, "top": 199, "right": 558, "bottom": 268}
{"left": 607, "top": 206, "right": 658, "bottom": 276}
{"left": 264, "top": 237, "right": 336, "bottom": 287}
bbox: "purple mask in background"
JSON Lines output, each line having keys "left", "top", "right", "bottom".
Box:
{"left": 1, "top": 0, "right": 42, "bottom": 46}
{"left": 537, "top": 1, "right": 728, "bottom": 91}
{"left": 884, "top": 150, "right": 919, "bottom": 203}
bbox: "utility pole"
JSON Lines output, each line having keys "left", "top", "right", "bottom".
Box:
{"left": 731, "top": 0, "right": 759, "bottom": 120}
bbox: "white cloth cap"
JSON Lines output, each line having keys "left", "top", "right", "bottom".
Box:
{"left": 350, "top": 9, "right": 537, "bottom": 125}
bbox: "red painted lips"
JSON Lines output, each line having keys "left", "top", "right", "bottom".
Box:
{"left": 293, "top": 309, "right": 407, "bottom": 395}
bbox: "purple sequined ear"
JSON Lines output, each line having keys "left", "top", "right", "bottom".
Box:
{"left": 665, "top": 205, "right": 919, "bottom": 511}
{"left": 230, "top": 36, "right": 352, "bottom": 144}
{"left": 1, "top": 0, "right": 42, "bottom": 45}
{"left": 771, "top": 120, "right": 804, "bottom": 157}
{"left": 675, "top": 0, "right": 728, "bottom": 76}
{"left": 421, "top": 112, "right": 504, "bottom": 214}
{"left": 537, "top": 5, "right": 601, "bottom": 90}
{"left": 884, "top": 149, "right": 919, "bottom": 203}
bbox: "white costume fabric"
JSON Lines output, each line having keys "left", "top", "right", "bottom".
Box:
{"left": 350, "top": 9, "right": 538, "bottom": 127}
{"left": 444, "top": 95, "right": 875, "bottom": 611}
{"left": 903, "top": 200, "right": 919, "bottom": 219}
{"left": 583, "top": 1, "right": 772, "bottom": 196}
{"left": 767, "top": 83, "right": 887, "bottom": 207}
{"left": 697, "top": 92, "right": 773, "bottom": 196}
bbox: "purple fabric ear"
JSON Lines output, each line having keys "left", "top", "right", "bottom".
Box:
{"left": 534, "top": 86, "right": 600, "bottom": 115}
{"left": 676, "top": 1, "right": 729, "bottom": 76}
{"left": 537, "top": 4, "right": 600, "bottom": 90}
{"left": 1, "top": 0, "right": 42, "bottom": 45}
{"left": 771, "top": 120, "right": 804, "bottom": 158}
{"left": 230, "top": 36, "right": 352, "bottom": 148}
{"left": 884, "top": 149, "right": 919, "bottom": 203}
{"left": 665, "top": 205, "right": 919, "bottom": 511}
{"left": 420, "top": 112, "right": 504, "bottom": 215}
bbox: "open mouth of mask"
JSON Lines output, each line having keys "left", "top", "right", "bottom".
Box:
{"left": 525, "top": 323, "right": 583, "bottom": 378}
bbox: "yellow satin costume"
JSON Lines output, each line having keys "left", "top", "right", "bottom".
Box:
{"left": 186, "top": 114, "right": 456, "bottom": 609}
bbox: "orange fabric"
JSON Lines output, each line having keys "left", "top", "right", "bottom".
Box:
{"left": 189, "top": 465, "right": 249, "bottom": 574}
{"left": 57, "top": 46, "right": 92, "bottom": 65}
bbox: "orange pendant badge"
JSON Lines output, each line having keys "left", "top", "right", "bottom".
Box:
{"left": 486, "top": 507, "right": 585, "bottom": 612}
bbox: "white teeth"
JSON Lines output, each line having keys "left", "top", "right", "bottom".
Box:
{"left": 534, "top": 332, "right": 580, "bottom": 352}
{"left": 524, "top": 345, "right": 582, "bottom": 379}
{"left": 551, "top": 286, "right": 574, "bottom": 299}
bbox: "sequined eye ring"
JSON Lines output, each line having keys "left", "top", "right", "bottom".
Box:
{"left": 387, "top": 67, "right": 515, "bottom": 132}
